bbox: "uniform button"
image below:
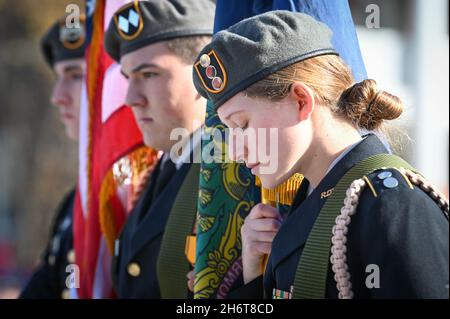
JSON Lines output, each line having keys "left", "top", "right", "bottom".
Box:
{"left": 377, "top": 171, "right": 392, "bottom": 180}
{"left": 114, "top": 239, "right": 120, "bottom": 257}
{"left": 48, "top": 255, "right": 56, "bottom": 266}
{"left": 127, "top": 262, "right": 141, "bottom": 277}
{"left": 67, "top": 249, "right": 75, "bottom": 264}
{"left": 383, "top": 177, "right": 399, "bottom": 189}
{"left": 61, "top": 289, "right": 70, "bottom": 299}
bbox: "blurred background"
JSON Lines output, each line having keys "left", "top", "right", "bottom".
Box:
{"left": 0, "top": 0, "right": 448, "bottom": 298}
{"left": 0, "top": 0, "right": 84, "bottom": 298}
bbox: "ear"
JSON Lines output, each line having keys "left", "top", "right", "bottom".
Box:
{"left": 289, "top": 82, "right": 315, "bottom": 121}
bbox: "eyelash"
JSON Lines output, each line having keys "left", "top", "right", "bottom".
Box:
{"left": 142, "top": 72, "right": 158, "bottom": 79}
{"left": 71, "top": 73, "right": 84, "bottom": 80}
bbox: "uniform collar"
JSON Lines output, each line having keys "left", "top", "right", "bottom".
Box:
{"left": 325, "top": 138, "right": 364, "bottom": 175}
{"left": 129, "top": 163, "right": 192, "bottom": 258}
{"left": 305, "top": 138, "right": 364, "bottom": 197}
{"left": 167, "top": 128, "right": 202, "bottom": 170}
{"left": 269, "top": 134, "right": 389, "bottom": 271}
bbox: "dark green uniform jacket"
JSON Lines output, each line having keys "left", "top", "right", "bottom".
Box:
{"left": 112, "top": 157, "right": 196, "bottom": 298}
{"left": 20, "top": 189, "right": 75, "bottom": 299}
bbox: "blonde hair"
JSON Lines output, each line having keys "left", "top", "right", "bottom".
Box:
{"left": 244, "top": 55, "right": 403, "bottom": 131}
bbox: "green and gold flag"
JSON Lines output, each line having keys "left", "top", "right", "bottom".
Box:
{"left": 194, "top": 101, "right": 261, "bottom": 299}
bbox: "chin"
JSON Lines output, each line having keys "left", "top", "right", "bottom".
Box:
{"left": 65, "top": 126, "right": 78, "bottom": 141}
{"left": 143, "top": 135, "right": 167, "bottom": 152}
{"left": 257, "top": 170, "right": 292, "bottom": 190}
{"left": 143, "top": 135, "right": 157, "bottom": 149}
{"left": 257, "top": 174, "right": 283, "bottom": 190}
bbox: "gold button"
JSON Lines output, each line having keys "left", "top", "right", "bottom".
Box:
{"left": 67, "top": 249, "right": 75, "bottom": 264}
{"left": 48, "top": 255, "right": 56, "bottom": 266}
{"left": 61, "top": 289, "right": 70, "bottom": 299}
{"left": 127, "top": 262, "right": 141, "bottom": 277}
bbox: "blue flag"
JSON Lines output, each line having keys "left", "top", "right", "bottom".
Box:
{"left": 214, "top": 0, "right": 367, "bottom": 81}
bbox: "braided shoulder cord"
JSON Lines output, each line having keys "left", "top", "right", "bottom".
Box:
{"left": 330, "top": 171, "right": 449, "bottom": 299}
{"left": 399, "top": 168, "right": 449, "bottom": 219}
{"left": 330, "top": 178, "right": 366, "bottom": 299}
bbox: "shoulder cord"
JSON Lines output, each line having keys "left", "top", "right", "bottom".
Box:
{"left": 330, "top": 169, "right": 449, "bottom": 299}
{"left": 399, "top": 168, "right": 449, "bottom": 218}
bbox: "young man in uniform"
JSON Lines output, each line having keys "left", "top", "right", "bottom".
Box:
{"left": 20, "top": 16, "right": 86, "bottom": 299}
{"left": 104, "top": 0, "right": 214, "bottom": 298}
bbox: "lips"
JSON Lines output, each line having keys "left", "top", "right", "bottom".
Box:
{"left": 246, "top": 163, "right": 260, "bottom": 171}
{"left": 60, "top": 112, "right": 75, "bottom": 120}
{"left": 138, "top": 117, "right": 154, "bottom": 124}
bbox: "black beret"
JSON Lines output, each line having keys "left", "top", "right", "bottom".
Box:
{"left": 41, "top": 16, "right": 86, "bottom": 67}
{"left": 105, "top": 0, "right": 215, "bottom": 62}
{"left": 193, "top": 11, "right": 339, "bottom": 110}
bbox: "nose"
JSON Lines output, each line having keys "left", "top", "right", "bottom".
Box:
{"left": 228, "top": 129, "right": 248, "bottom": 163}
{"left": 125, "top": 83, "right": 146, "bottom": 109}
{"left": 50, "top": 80, "right": 71, "bottom": 108}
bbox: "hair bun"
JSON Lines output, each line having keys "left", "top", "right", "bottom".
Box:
{"left": 339, "top": 79, "right": 403, "bottom": 130}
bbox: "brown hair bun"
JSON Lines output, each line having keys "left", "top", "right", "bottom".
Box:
{"left": 339, "top": 79, "right": 404, "bottom": 130}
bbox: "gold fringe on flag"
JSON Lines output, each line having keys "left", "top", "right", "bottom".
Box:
{"left": 258, "top": 173, "right": 304, "bottom": 271}
{"left": 99, "top": 146, "right": 159, "bottom": 254}
{"left": 257, "top": 173, "right": 304, "bottom": 206}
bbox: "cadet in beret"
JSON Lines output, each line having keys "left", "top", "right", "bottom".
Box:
{"left": 104, "top": 0, "right": 214, "bottom": 298}
{"left": 20, "top": 15, "right": 86, "bottom": 299}
{"left": 193, "top": 11, "right": 449, "bottom": 299}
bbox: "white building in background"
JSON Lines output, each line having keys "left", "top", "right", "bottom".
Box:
{"left": 350, "top": 0, "right": 449, "bottom": 193}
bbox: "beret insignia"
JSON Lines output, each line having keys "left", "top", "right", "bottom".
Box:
{"left": 59, "top": 19, "right": 85, "bottom": 50}
{"left": 194, "top": 50, "right": 227, "bottom": 94}
{"left": 114, "top": 1, "right": 144, "bottom": 40}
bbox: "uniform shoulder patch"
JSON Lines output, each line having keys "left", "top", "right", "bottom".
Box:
{"left": 366, "top": 168, "right": 414, "bottom": 198}
{"left": 194, "top": 50, "right": 227, "bottom": 94}
{"left": 114, "top": 1, "right": 144, "bottom": 40}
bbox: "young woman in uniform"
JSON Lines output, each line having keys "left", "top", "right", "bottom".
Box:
{"left": 193, "top": 11, "right": 449, "bottom": 299}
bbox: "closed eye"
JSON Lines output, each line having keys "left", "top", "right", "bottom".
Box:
{"left": 142, "top": 71, "right": 159, "bottom": 79}
{"left": 70, "top": 73, "right": 84, "bottom": 81}
{"left": 240, "top": 122, "right": 248, "bottom": 130}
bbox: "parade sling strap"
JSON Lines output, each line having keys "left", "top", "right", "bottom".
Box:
{"left": 157, "top": 164, "right": 200, "bottom": 299}
{"left": 293, "top": 154, "right": 417, "bottom": 299}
